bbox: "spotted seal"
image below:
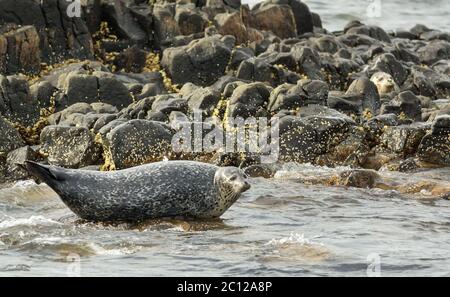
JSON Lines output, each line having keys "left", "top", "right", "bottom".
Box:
{"left": 24, "top": 161, "right": 250, "bottom": 222}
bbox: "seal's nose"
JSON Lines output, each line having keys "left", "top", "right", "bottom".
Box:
{"left": 241, "top": 181, "right": 251, "bottom": 192}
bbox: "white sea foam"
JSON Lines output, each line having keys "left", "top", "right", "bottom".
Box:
{"left": 11, "top": 180, "right": 37, "bottom": 189}
{"left": 0, "top": 216, "right": 62, "bottom": 229}
{"left": 87, "top": 243, "right": 142, "bottom": 256}
{"left": 266, "top": 232, "right": 324, "bottom": 247}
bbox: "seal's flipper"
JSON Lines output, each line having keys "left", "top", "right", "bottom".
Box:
{"left": 24, "top": 161, "right": 66, "bottom": 185}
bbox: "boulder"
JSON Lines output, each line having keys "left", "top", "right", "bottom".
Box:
{"left": 0, "top": 75, "right": 40, "bottom": 126}
{"left": 0, "top": 0, "right": 94, "bottom": 66}
{"left": 161, "top": 36, "right": 232, "bottom": 86}
{"left": 0, "top": 116, "right": 24, "bottom": 156}
{"left": 249, "top": 3, "right": 297, "bottom": 39}
{"left": 417, "top": 115, "right": 450, "bottom": 166}
{"left": 390, "top": 91, "right": 422, "bottom": 121}
{"left": 0, "top": 26, "right": 41, "bottom": 74}
{"left": 226, "top": 82, "right": 271, "bottom": 118}
{"left": 184, "top": 87, "right": 221, "bottom": 116}
{"left": 6, "top": 146, "right": 40, "bottom": 180}
{"left": 40, "top": 126, "right": 101, "bottom": 168}
{"left": 103, "top": 119, "right": 174, "bottom": 169}
{"left": 57, "top": 73, "right": 133, "bottom": 110}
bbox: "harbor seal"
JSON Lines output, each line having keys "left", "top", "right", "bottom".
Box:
{"left": 370, "top": 72, "right": 400, "bottom": 95}
{"left": 24, "top": 161, "right": 250, "bottom": 222}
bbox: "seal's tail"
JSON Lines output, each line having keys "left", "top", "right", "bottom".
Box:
{"left": 23, "top": 161, "right": 65, "bottom": 185}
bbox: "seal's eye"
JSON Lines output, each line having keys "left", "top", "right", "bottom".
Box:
{"left": 229, "top": 175, "right": 237, "bottom": 182}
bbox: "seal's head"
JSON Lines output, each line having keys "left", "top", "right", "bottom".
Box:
{"left": 370, "top": 72, "right": 400, "bottom": 95}
{"left": 211, "top": 167, "right": 251, "bottom": 217}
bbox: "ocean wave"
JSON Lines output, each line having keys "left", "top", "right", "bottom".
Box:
{"left": 0, "top": 216, "right": 62, "bottom": 229}
{"left": 266, "top": 232, "right": 324, "bottom": 247}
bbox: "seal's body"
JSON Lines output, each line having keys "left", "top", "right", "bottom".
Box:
{"left": 25, "top": 161, "right": 250, "bottom": 222}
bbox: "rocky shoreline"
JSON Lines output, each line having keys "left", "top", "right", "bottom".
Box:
{"left": 0, "top": 0, "right": 449, "bottom": 195}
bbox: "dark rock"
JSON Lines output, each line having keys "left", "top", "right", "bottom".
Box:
{"left": 248, "top": 3, "right": 297, "bottom": 39}
{"left": 175, "top": 6, "right": 208, "bottom": 36}
{"left": 339, "top": 169, "right": 380, "bottom": 188}
{"left": 268, "top": 79, "right": 328, "bottom": 112}
{"left": 153, "top": 4, "right": 181, "bottom": 47}
{"left": 58, "top": 73, "right": 133, "bottom": 110}
{"left": 380, "top": 123, "right": 429, "bottom": 156}
{"left": 370, "top": 53, "right": 408, "bottom": 86}
{"left": 290, "top": 45, "right": 323, "bottom": 80}
{"left": 418, "top": 40, "right": 450, "bottom": 65}
{"left": 344, "top": 21, "right": 391, "bottom": 43}
{"left": 161, "top": 36, "right": 232, "bottom": 86}
{"left": 391, "top": 91, "right": 422, "bottom": 121}
{"left": 0, "top": 116, "right": 24, "bottom": 156}
{"left": 236, "top": 57, "right": 283, "bottom": 86}
{"left": 30, "top": 81, "right": 57, "bottom": 110}
{"left": 103, "top": 0, "right": 153, "bottom": 46}
{"left": 184, "top": 87, "right": 221, "bottom": 116}
{"left": 40, "top": 126, "right": 100, "bottom": 168}
{"left": 275, "top": 112, "right": 354, "bottom": 162}
{"left": 0, "top": 0, "right": 94, "bottom": 66}
{"left": 103, "top": 119, "right": 173, "bottom": 169}
{"left": 345, "top": 77, "right": 381, "bottom": 113}
{"left": 226, "top": 82, "right": 271, "bottom": 118}
{"left": 417, "top": 115, "right": 450, "bottom": 166}
{"left": 113, "top": 46, "right": 147, "bottom": 73}
{"left": 0, "top": 75, "right": 40, "bottom": 126}
{"left": 6, "top": 146, "right": 39, "bottom": 180}
{"left": 0, "top": 26, "right": 41, "bottom": 74}
{"left": 244, "top": 163, "right": 281, "bottom": 178}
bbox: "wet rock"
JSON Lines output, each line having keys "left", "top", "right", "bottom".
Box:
{"left": 312, "top": 36, "right": 343, "bottom": 54}
{"left": 418, "top": 40, "right": 450, "bottom": 65}
{"left": 0, "top": 0, "right": 94, "bottom": 66}
{"left": 113, "top": 46, "right": 147, "bottom": 73}
{"left": 103, "top": 119, "right": 174, "bottom": 170}
{"left": 244, "top": 163, "right": 281, "bottom": 178}
{"left": 290, "top": 45, "right": 323, "bottom": 80}
{"left": 275, "top": 113, "right": 354, "bottom": 163}
{"left": 344, "top": 21, "right": 391, "bottom": 43}
{"left": 345, "top": 77, "right": 381, "bottom": 113}
{"left": 226, "top": 82, "right": 271, "bottom": 118}
{"left": 0, "top": 116, "right": 24, "bottom": 156}
{"left": 275, "top": 0, "right": 314, "bottom": 35}
{"left": 30, "top": 81, "right": 57, "bottom": 110}
{"left": 40, "top": 126, "right": 100, "bottom": 168}
{"left": 103, "top": 0, "right": 153, "bottom": 46}
{"left": 380, "top": 123, "right": 429, "bottom": 156}
{"left": 161, "top": 36, "right": 232, "bottom": 86}
{"left": 248, "top": 3, "right": 297, "bottom": 39}
{"left": 6, "top": 146, "right": 39, "bottom": 180}
{"left": 236, "top": 57, "right": 283, "bottom": 86}
{"left": 390, "top": 91, "right": 422, "bottom": 121}
{"left": 153, "top": 4, "right": 181, "bottom": 47}
{"left": 184, "top": 87, "right": 221, "bottom": 116}
{"left": 268, "top": 79, "right": 328, "bottom": 112}
{"left": 58, "top": 73, "right": 133, "bottom": 110}
{"left": 0, "top": 76, "right": 40, "bottom": 126}
{"left": 0, "top": 26, "right": 41, "bottom": 74}
{"left": 175, "top": 6, "right": 208, "bottom": 36}
{"left": 339, "top": 169, "right": 380, "bottom": 189}
{"left": 417, "top": 115, "right": 450, "bottom": 166}
{"left": 370, "top": 53, "right": 408, "bottom": 86}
